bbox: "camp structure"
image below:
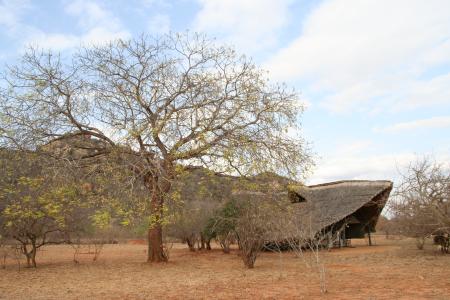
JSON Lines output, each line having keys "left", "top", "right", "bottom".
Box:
{"left": 288, "top": 180, "right": 393, "bottom": 247}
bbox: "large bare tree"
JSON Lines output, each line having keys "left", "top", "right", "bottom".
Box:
{"left": 390, "top": 157, "right": 450, "bottom": 249}
{"left": 0, "top": 33, "right": 311, "bottom": 262}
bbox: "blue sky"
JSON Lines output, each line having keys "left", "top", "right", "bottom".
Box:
{"left": 1, "top": 0, "right": 449, "bottom": 183}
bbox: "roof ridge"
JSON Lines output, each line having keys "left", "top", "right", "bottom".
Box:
{"left": 307, "top": 180, "right": 393, "bottom": 188}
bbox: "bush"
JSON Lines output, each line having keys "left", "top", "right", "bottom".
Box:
{"left": 203, "top": 200, "right": 240, "bottom": 253}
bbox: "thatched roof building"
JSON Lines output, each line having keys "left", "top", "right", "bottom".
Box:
{"left": 228, "top": 175, "right": 393, "bottom": 247}
{"left": 288, "top": 180, "right": 393, "bottom": 239}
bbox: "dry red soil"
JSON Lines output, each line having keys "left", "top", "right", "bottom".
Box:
{"left": 1, "top": 236, "right": 449, "bottom": 299}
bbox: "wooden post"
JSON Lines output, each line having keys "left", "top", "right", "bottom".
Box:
{"left": 367, "top": 227, "right": 372, "bottom": 246}
{"left": 342, "top": 228, "right": 346, "bottom": 247}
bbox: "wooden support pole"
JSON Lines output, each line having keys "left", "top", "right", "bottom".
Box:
{"left": 368, "top": 228, "right": 372, "bottom": 246}
{"left": 343, "top": 228, "right": 346, "bottom": 247}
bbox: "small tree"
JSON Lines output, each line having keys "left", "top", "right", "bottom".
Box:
{"left": 0, "top": 151, "right": 102, "bottom": 267}
{"left": 234, "top": 197, "right": 276, "bottom": 268}
{"left": 1, "top": 177, "right": 88, "bottom": 267}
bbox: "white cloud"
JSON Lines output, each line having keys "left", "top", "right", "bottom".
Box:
{"left": 308, "top": 149, "right": 450, "bottom": 185}
{"left": 0, "top": 0, "right": 27, "bottom": 27}
{"left": 265, "top": 0, "right": 450, "bottom": 113}
{"left": 375, "top": 116, "right": 450, "bottom": 133}
{"left": 26, "top": 28, "right": 131, "bottom": 51}
{"left": 392, "top": 73, "right": 450, "bottom": 111}
{"left": 334, "top": 140, "right": 373, "bottom": 155}
{"left": 0, "top": 0, "right": 31, "bottom": 35}
{"left": 24, "top": 0, "right": 130, "bottom": 51}
{"left": 308, "top": 153, "right": 416, "bottom": 184}
{"left": 140, "top": 0, "right": 171, "bottom": 8}
{"left": 148, "top": 14, "right": 171, "bottom": 34}
{"left": 193, "top": 0, "right": 293, "bottom": 53}
{"left": 26, "top": 33, "right": 79, "bottom": 50}
{"left": 65, "top": 0, "right": 111, "bottom": 30}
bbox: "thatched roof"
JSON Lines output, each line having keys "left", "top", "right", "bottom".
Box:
{"left": 288, "top": 180, "right": 393, "bottom": 234}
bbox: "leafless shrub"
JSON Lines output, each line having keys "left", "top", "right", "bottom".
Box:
{"left": 0, "top": 235, "right": 23, "bottom": 270}
{"left": 302, "top": 226, "right": 337, "bottom": 294}
{"left": 432, "top": 229, "right": 450, "bottom": 253}
{"left": 166, "top": 200, "right": 216, "bottom": 252}
{"left": 71, "top": 238, "right": 105, "bottom": 264}
{"left": 376, "top": 216, "right": 392, "bottom": 239}
{"left": 218, "top": 232, "right": 235, "bottom": 254}
{"left": 162, "top": 238, "right": 174, "bottom": 261}
{"left": 390, "top": 157, "right": 450, "bottom": 251}
{"left": 234, "top": 200, "right": 268, "bottom": 268}
{"left": 267, "top": 201, "right": 341, "bottom": 294}
{"left": 0, "top": 239, "right": 23, "bottom": 270}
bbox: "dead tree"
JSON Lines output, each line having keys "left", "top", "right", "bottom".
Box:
{"left": 390, "top": 157, "right": 450, "bottom": 250}
{"left": 71, "top": 238, "right": 105, "bottom": 264}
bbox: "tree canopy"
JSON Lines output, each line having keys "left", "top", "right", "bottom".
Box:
{"left": 0, "top": 33, "right": 312, "bottom": 262}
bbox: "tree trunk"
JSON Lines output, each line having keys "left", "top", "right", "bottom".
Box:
{"left": 31, "top": 240, "right": 37, "bottom": 267}
{"left": 30, "top": 248, "right": 37, "bottom": 268}
{"left": 147, "top": 224, "right": 167, "bottom": 262}
{"left": 186, "top": 237, "right": 196, "bottom": 252}
{"left": 145, "top": 173, "right": 171, "bottom": 263}
{"left": 220, "top": 239, "right": 230, "bottom": 254}
{"left": 415, "top": 236, "right": 425, "bottom": 250}
{"left": 22, "top": 243, "right": 37, "bottom": 268}
{"left": 199, "top": 234, "right": 205, "bottom": 250}
{"left": 243, "top": 254, "right": 256, "bottom": 268}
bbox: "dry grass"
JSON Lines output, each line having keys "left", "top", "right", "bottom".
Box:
{"left": 1, "top": 236, "right": 450, "bottom": 299}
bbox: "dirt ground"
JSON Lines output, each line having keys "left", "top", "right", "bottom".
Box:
{"left": 1, "top": 236, "right": 449, "bottom": 299}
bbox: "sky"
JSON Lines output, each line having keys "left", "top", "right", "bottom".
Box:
{"left": 0, "top": 0, "right": 449, "bottom": 184}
